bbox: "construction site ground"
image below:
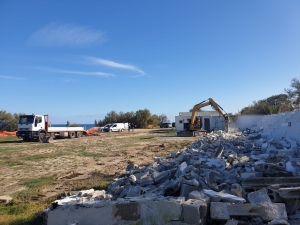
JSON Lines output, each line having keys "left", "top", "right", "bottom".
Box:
{"left": 0, "top": 128, "right": 198, "bottom": 202}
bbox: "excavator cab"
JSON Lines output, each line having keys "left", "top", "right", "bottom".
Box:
{"left": 194, "top": 117, "right": 202, "bottom": 129}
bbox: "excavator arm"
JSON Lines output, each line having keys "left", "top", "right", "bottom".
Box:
{"left": 189, "top": 98, "right": 229, "bottom": 131}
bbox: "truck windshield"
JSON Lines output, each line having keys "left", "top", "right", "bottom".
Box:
{"left": 18, "top": 115, "right": 35, "bottom": 124}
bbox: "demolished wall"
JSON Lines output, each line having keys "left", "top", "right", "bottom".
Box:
{"left": 43, "top": 130, "right": 300, "bottom": 225}
{"left": 238, "top": 110, "right": 300, "bottom": 142}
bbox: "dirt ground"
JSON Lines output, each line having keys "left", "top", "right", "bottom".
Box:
{"left": 0, "top": 129, "right": 198, "bottom": 201}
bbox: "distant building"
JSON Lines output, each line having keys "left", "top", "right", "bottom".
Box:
{"left": 175, "top": 111, "right": 228, "bottom": 132}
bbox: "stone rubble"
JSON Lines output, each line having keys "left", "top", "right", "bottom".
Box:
{"left": 43, "top": 130, "right": 300, "bottom": 225}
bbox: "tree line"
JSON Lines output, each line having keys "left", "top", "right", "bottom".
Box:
{"left": 0, "top": 109, "right": 169, "bottom": 131}
{"left": 94, "top": 109, "right": 169, "bottom": 128}
{"left": 1, "top": 77, "right": 300, "bottom": 131}
{"left": 240, "top": 77, "right": 300, "bottom": 115}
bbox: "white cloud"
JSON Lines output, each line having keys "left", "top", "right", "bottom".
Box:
{"left": 59, "top": 78, "right": 79, "bottom": 83}
{"left": 0, "top": 75, "right": 24, "bottom": 80}
{"left": 86, "top": 56, "right": 145, "bottom": 76}
{"left": 34, "top": 67, "right": 115, "bottom": 77}
{"left": 27, "top": 23, "right": 106, "bottom": 47}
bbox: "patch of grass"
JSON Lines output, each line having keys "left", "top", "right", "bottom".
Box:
{"left": 24, "top": 152, "right": 64, "bottom": 161}
{"left": 0, "top": 157, "right": 24, "bottom": 167}
{"left": 72, "top": 172, "right": 111, "bottom": 191}
{"left": 0, "top": 147, "right": 20, "bottom": 153}
{"left": 0, "top": 136, "right": 20, "bottom": 143}
{"left": 0, "top": 176, "right": 55, "bottom": 225}
{"left": 78, "top": 150, "right": 107, "bottom": 158}
{"left": 21, "top": 176, "right": 54, "bottom": 189}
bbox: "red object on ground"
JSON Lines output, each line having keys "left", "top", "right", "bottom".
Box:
{"left": 85, "top": 127, "right": 101, "bottom": 136}
{"left": 0, "top": 131, "right": 17, "bottom": 136}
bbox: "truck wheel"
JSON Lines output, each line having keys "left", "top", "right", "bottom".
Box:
{"left": 76, "top": 131, "right": 82, "bottom": 138}
{"left": 39, "top": 132, "right": 46, "bottom": 142}
{"left": 68, "top": 132, "right": 76, "bottom": 138}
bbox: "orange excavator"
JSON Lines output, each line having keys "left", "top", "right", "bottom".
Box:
{"left": 177, "top": 98, "right": 229, "bottom": 137}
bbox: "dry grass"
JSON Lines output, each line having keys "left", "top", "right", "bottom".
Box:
{"left": 0, "top": 129, "right": 198, "bottom": 224}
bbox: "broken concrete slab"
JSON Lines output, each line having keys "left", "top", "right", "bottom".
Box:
{"left": 247, "top": 189, "right": 287, "bottom": 222}
{"left": 203, "top": 189, "right": 245, "bottom": 203}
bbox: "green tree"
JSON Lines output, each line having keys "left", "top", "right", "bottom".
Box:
{"left": 124, "top": 111, "right": 135, "bottom": 123}
{"left": 135, "top": 109, "right": 151, "bottom": 128}
{"left": 285, "top": 77, "right": 300, "bottom": 109}
{"left": 148, "top": 114, "right": 160, "bottom": 127}
{"left": 104, "top": 110, "right": 119, "bottom": 123}
{"left": 0, "top": 111, "right": 20, "bottom": 131}
{"left": 240, "top": 94, "right": 292, "bottom": 115}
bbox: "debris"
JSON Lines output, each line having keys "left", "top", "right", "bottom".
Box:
{"left": 43, "top": 130, "right": 300, "bottom": 225}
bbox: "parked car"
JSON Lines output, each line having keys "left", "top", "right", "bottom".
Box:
{"left": 99, "top": 124, "right": 111, "bottom": 131}
{"left": 160, "top": 122, "right": 172, "bottom": 128}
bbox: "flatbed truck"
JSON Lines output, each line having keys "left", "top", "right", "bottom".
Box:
{"left": 16, "top": 114, "right": 86, "bottom": 142}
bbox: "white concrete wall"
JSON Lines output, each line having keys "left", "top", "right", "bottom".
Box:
{"left": 257, "top": 110, "right": 300, "bottom": 141}
{"left": 237, "top": 110, "right": 300, "bottom": 141}
{"left": 237, "top": 115, "right": 264, "bottom": 130}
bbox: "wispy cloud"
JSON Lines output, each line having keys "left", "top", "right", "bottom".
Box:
{"left": 0, "top": 75, "right": 25, "bottom": 80}
{"left": 27, "top": 23, "right": 106, "bottom": 47}
{"left": 59, "top": 78, "right": 79, "bottom": 83}
{"left": 86, "top": 56, "right": 145, "bottom": 76}
{"left": 34, "top": 67, "right": 115, "bottom": 77}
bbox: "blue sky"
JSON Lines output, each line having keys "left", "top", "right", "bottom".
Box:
{"left": 1, "top": 1, "right": 300, "bottom": 124}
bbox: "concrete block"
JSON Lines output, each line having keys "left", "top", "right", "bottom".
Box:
{"left": 179, "top": 183, "right": 202, "bottom": 200}
{"left": 188, "top": 191, "right": 210, "bottom": 203}
{"left": 140, "top": 197, "right": 183, "bottom": 225}
{"left": 126, "top": 185, "right": 141, "bottom": 197}
{"left": 269, "top": 219, "right": 289, "bottom": 225}
{"left": 153, "top": 170, "right": 170, "bottom": 183}
{"left": 225, "top": 220, "right": 239, "bottom": 225}
{"left": 247, "top": 189, "right": 287, "bottom": 221}
{"left": 247, "top": 188, "right": 271, "bottom": 205}
{"left": 140, "top": 176, "right": 154, "bottom": 186}
{"left": 182, "top": 199, "right": 207, "bottom": 224}
{"left": 46, "top": 201, "right": 113, "bottom": 225}
{"left": 210, "top": 202, "right": 230, "bottom": 220}
{"left": 230, "top": 183, "right": 243, "bottom": 198}
{"left": 262, "top": 203, "right": 287, "bottom": 222}
{"left": 113, "top": 201, "right": 141, "bottom": 221}
{"left": 240, "top": 172, "right": 256, "bottom": 179}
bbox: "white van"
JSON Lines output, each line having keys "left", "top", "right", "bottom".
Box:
{"left": 104, "top": 123, "right": 129, "bottom": 132}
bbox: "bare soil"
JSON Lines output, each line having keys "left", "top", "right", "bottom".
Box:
{"left": 0, "top": 129, "right": 198, "bottom": 201}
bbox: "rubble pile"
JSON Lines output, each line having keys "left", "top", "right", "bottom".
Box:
{"left": 44, "top": 131, "right": 300, "bottom": 225}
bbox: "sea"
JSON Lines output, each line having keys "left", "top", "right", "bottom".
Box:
{"left": 51, "top": 124, "right": 95, "bottom": 130}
